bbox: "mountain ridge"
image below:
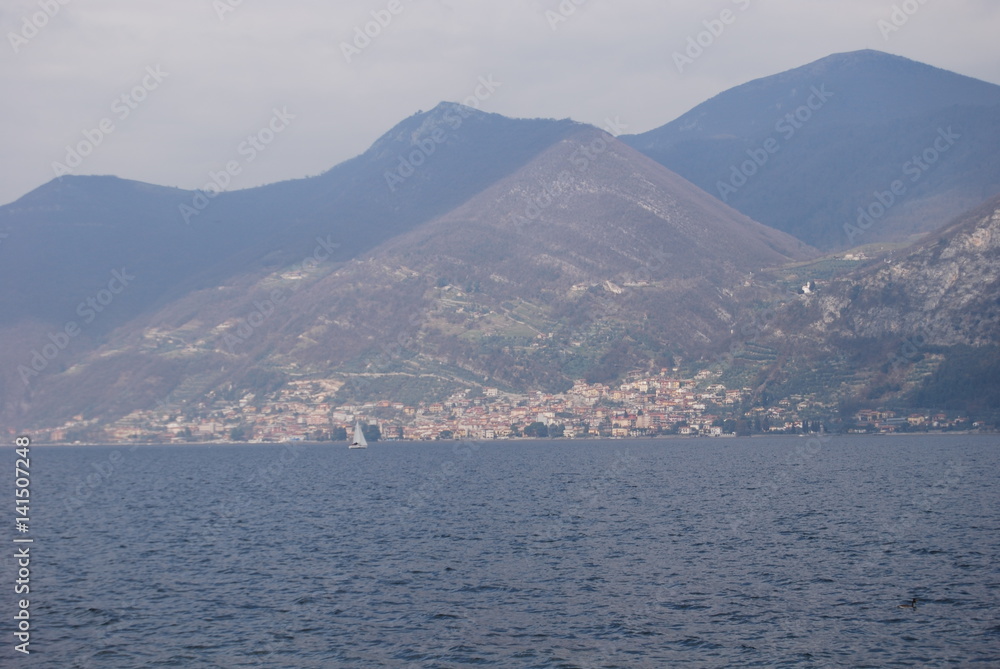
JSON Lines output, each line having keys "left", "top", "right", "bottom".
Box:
{"left": 623, "top": 49, "right": 1000, "bottom": 249}
{"left": 3, "top": 51, "right": 1000, "bottom": 433}
{"left": 3, "top": 126, "right": 815, "bottom": 428}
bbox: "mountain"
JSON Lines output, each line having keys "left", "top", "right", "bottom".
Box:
{"left": 804, "top": 194, "right": 1000, "bottom": 347}
{"left": 623, "top": 50, "right": 1000, "bottom": 250}
{"left": 0, "top": 104, "right": 580, "bottom": 327}
{"left": 5, "top": 50, "right": 1000, "bottom": 434}
{"left": 323, "top": 126, "right": 813, "bottom": 393}
{"left": 735, "top": 193, "right": 1000, "bottom": 416}
{"left": 0, "top": 104, "right": 584, "bottom": 424}
{"left": 3, "top": 126, "right": 814, "bottom": 429}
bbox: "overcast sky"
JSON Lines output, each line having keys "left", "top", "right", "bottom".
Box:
{"left": 2, "top": 0, "right": 998, "bottom": 206}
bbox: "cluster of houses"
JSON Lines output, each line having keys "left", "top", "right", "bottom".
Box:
{"left": 29, "top": 371, "right": 978, "bottom": 445}
{"left": 35, "top": 370, "right": 768, "bottom": 443}
{"left": 850, "top": 409, "right": 972, "bottom": 433}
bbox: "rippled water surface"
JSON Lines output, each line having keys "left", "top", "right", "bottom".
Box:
{"left": 2, "top": 435, "right": 999, "bottom": 667}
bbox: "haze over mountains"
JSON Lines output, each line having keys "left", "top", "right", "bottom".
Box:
{"left": 624, "top": 50, "right": 1000, "bottom": 250}
{"left": 2, "top": 49, "right": 999, "bottom": 434}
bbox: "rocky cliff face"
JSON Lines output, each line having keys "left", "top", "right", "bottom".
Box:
{"left": 709, "top": 194, "right": 1000, "bottom": 413}
{"left": 811, "top": 195, "right": 1000, "bottom": 346}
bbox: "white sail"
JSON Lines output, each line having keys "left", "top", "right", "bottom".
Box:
{"left": 349, "top": 422, "right": 368, "bottom": 449}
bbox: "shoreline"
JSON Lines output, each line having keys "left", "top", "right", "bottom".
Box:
{"left": 8, "top": 430, "right": 995, "bottom": 447}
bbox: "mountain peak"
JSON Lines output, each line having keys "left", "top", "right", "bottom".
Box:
{"left": 623, "top": 50, "right": 1000, "bottom": 250}
{"left": 8, "top": 174, "right": 187, "bottom": 210}
{"left": 816, "top": 48, "right": 915, "bottom": 65}
{"left": 631, "top": 50, "right": 1000, "bottom": 147}
{"left": 364, "top": 101, "right": 581, "bottom": 171}
{"left": 427, "top": 100, "right": 484, "bottom": 117}
{"left": 787, "top": 49, "right": 998, "bottom": 89}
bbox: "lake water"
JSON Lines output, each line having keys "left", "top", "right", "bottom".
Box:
{"left": 2, "top": 435, "right": 998, "bottom": 667}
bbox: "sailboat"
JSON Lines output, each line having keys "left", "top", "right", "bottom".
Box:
{"left": 349, "top": 422, "right": 368, "bottom": 449}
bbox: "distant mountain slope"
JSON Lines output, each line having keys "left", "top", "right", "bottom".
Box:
{"left": 331, "top": 127, "right": 814, "bottom": 391}
{"left": 803, "top": 193, "right": 1000, "bottom": 347}
{"left": 7, "top": 56, "right": 999, "bottom": 432}
{"left": 7, "top": 127, "right": 814, "bottom": 427}
{"left": 623, "top": 50, "right": 1000, "bottom": 250}
{"left": 744, "top": 193, "right": 1000, "bottom": 414}
{"left": 0, "top": 177, "right": 199, "bottom": 326}
{"left": 0, "top": 104, "right": 583, "bottom": 424}
{"left": 0, "top": 104, "right": 579, "bottom": 327}
{"left": 218, "top": 102, "right": 585, "bottom": 263}
{"left": 380, "top": 126, "right": 812, "bottom": 283}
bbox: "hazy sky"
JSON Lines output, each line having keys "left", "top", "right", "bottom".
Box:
{"left": 2, "top": 0, "right": 998, "bottom": 206}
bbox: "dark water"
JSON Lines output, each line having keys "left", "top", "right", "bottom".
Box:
{"left": 2, "top": 435, "right": 999, "bottom": 667}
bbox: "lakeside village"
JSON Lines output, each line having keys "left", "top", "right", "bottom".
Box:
{"left": 31, "top": 368, "right": 980, "bottom": 445}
